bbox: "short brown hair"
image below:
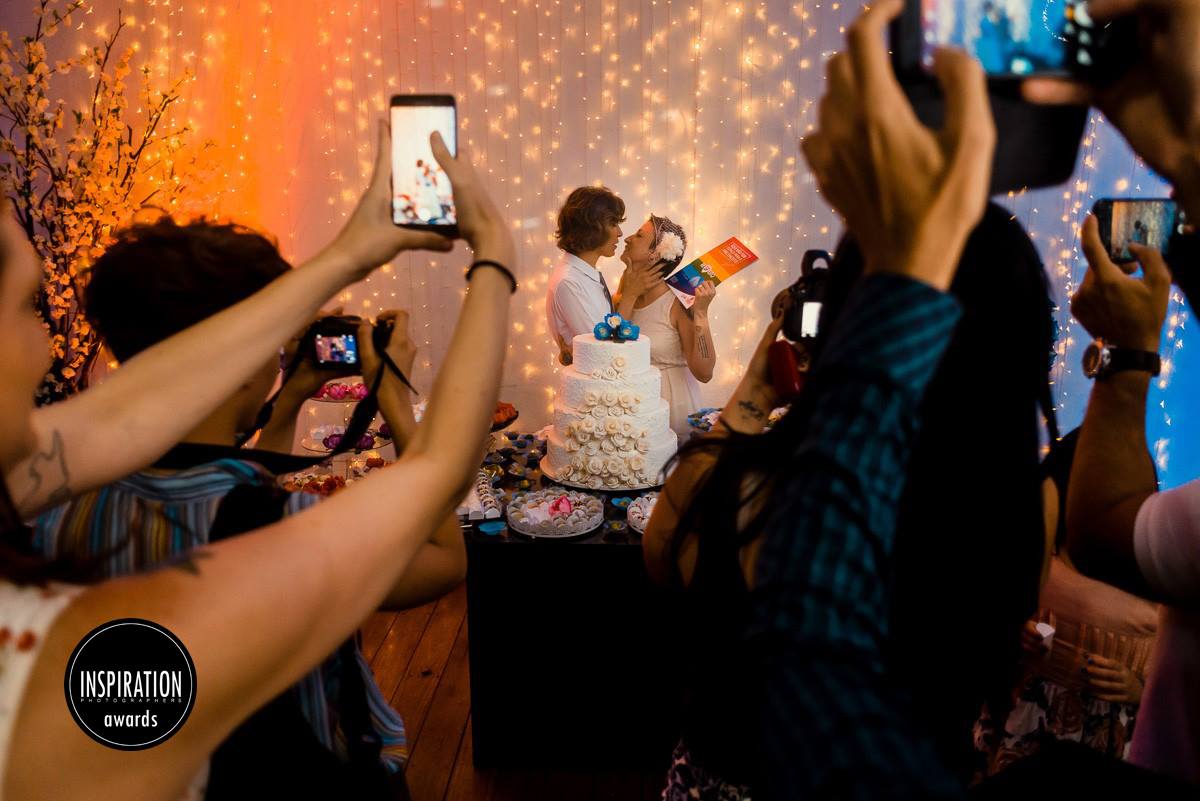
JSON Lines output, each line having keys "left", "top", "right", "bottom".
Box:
{"left": 86, "top": 218, "right": 290, "bottom": 362}
{"left": 555, "top": 186, "right": 625, "bottom": 254}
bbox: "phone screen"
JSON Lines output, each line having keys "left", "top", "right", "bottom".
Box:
{"left": 1095, "top": 199, "right": 1180, "bottom": 263}
{"left": 390, "top": 99, "right": 457, "bottom": 227}
{"left": 314, "top": 333, "right": 360, "bottom": 366}
{"left": 920, "top": 0, "right": 1093, "bottom": 77}
{"left": 800, "top": 302, "right": 822, "bottom": 339}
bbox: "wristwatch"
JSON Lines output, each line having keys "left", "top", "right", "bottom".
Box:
{"left": 1082, "top": 340, "right": 1161, "bottom": 380}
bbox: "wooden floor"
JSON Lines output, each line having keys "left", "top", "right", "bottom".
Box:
{"left": 360, "top": 585, "right": 667, "bottom": 801}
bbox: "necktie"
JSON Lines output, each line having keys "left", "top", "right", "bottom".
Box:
{"left": 600, "top": 275, "right": 614, "bottom": 313}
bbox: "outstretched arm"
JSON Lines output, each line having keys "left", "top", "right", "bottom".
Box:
{"left": 1065, "top": 217, "right": 1170, "bottom": 597}
{"left": 7, "top": 131, "right": 514, "bottom": 801}
{"left": 8, "top": 124, "right": 453, "bottom": 518}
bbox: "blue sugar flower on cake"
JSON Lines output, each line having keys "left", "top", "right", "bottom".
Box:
{"left": 592, "top": 314, "right": 641, "bottom": 343}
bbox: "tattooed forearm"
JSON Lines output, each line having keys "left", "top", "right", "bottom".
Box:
{"left": 697, "top": 333, "right": 711, "bottom": 360}
{"left": 18, "top": 428, "right": 71, "bottom": 508}
{"left": 737, "top": 400, "right": 766, "bottom": 420}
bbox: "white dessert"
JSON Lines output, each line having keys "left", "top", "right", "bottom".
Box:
{"left": 542, "top": 334, "right": 678, "bottom": 489}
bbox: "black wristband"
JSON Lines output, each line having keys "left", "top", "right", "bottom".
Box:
{"left": 466, "top": 260, "right": 518, "bottom": 294}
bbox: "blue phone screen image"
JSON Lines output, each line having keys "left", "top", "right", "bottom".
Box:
{"left": 922, "top": 0, "right": 1073, "bottom": 75}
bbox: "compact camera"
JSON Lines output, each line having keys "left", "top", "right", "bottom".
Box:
{"left": 304, "top": 315, "right": 396, "bottom": 370}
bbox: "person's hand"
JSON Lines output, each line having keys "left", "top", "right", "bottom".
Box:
{"left": 359, "top": 310, "right": 417, "bottom": 389}
{"left": 1024, "top": 0, "right": 1200, "bottom": 221}
{"left": 621, "top": 261, "right": 663, "bottom": 301}
{"left": 1019, "top": 620, "right": 1052, "bottom": 658}
{"left": 693, "top": 281, "right": 716, "bottom": 315}
{"left": 282, "top": 309, "right": 354, "bottom": 398}
{"left": 430, "top": 131, "right": 517, "bottom": 269}
{"left": 1081, "top": 652, "right": 1144, "bottom": 704}
{"left": 800, "top": 0, "right": 995, "bottom": 291}
{"left": 322, "top": 122, "right": 455, "bottom": 280}
{"left": 1071, "top": 215, "right": 1170, "bottom": 352}
{"left": 741, "top": 309, "right": 787, "bottom": 409}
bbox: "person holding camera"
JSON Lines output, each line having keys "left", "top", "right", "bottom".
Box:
{"left": 642, "top": 3, "right": 1001, "bottom": 797}
{"left": 0, "top": 122, "right": 515, "bottom": 801}
{"left": 29, "top": 217, "right": 468, "bottom": 798}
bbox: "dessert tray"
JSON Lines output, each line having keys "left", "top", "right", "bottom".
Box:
{"left": 506, "top": 489, "right": 604, "bottom": 540}
{"left": 625, "top": 492, "right": 659, "bottom": 535}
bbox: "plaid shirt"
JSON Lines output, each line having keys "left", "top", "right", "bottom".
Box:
{"left": 749, "top": 273, "right": 964, "bottom": 800}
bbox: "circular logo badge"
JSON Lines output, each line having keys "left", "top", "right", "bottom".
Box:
{"left": 64, "top": 618, "right": 196, "bottom": 750}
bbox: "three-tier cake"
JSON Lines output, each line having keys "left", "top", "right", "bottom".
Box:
{"left": 542, "top": 328, "right": 678, "bottom": 490}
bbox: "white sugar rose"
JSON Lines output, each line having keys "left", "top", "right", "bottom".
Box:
{"left": 590, "top": 477, "right": 603, "bottom": 489}
{"left": 604, "top": 418, "right": 621, "bottom": 435}
{"left": 566, "top": 439, "right": 581, "bottom": 453}
{"left": 609, "top": 405, "right": 624, "bottom": 417}
{"left": 629, "top": 455, "right": 646, "bottom": 473}
{"left": 603, "top": 367, "right": 619, "bottom": 380}
{"left": 576, "top": 429, "right": 591, "bottom": 443}
{"left": 579, "top": 417, "right": 596, "bottom": 433}
{"left": 636, "top": 439, "right": 650, "bottom": 453}
{"left": 621, "top": 420, "right": 635, "bottom": 435}
{"left": 591, "top": 406, "right": 606, "bottom": 420}
{"left": 584, "top": 390, "right": 599, "bottom": 407}
{"left": 619, "top": 393, "right": 635, "bottom": 409}
{"left": 601, "top": 440, "right": 615, "bottom": 454}
{"left": 603, "top": 390, "right": 618, "bottom": 406}
{"left": 585, "top": 441, "right": 600, "bottom": 456}
{"left": 612, "top": 433, "right": 627, "bottom": 447}
{"left": 605, "top": 475, "right": 620, "bottom": 488}
{"left": 572, "top": 455, "right": 586, "bottom": 470}
{"left": 613, "top": 355, "right": 627, "bottom": 370}
{"left": 591, "top": 370, "right": 604, "bottom": 380}
{"left": 607, "top": 457, "right": 624, "bottom": 474}
{"left": 587, "top": 457, "right": 604, "bottom": 475}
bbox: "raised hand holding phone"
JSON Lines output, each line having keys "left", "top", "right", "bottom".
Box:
{"left": 802, "top": 0, "right": 995, "bottom": 291}
{"left": 319, "top": 121, "right": 455, "bottom": 281}
{"left": 1024, "top": 0, "right": 1200, "bottom": 221}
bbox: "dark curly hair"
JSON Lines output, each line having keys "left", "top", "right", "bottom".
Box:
{"left": 555, "top": 186, "right": 626, "bottom": 255}
{"left": 86, "top": 217, "right": 291, "bottom": 362}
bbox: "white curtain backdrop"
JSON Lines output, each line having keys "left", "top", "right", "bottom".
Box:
{"left": 4, "top": 0, "right": 1193, "bottom": 481}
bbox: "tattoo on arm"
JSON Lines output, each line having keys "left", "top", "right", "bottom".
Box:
{"left": 737, "top": 400, "right": 766, "bottom": 420}
{"left": 18, "top": 429, "right": 71, "bottom": 509}
{"left": 697, "top": 333, "right": 711, "bottom": 360}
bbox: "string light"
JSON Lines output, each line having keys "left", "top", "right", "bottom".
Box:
{"left": 10, "top": 0, "right": 1185, "bottom": 482}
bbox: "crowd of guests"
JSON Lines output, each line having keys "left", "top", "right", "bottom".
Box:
{"left": 1, "top": 0, "right": 1199, "bottom": 799}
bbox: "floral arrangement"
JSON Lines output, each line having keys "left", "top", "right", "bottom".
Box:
{"left": 593, "top": 313, "right": 640, "bottom": 343}
{"left": 1, "top": 1, "right": 216, "bottom": 402}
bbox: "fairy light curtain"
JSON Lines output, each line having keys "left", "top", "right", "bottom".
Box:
{"left": 3, "top": 0, "right": 1193, "bottom": 486}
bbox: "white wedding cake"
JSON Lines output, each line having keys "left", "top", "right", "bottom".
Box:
{"left": 542, "top": 332, "right": 678, "bottom": 490}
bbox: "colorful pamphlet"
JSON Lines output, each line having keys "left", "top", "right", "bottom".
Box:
{"left": 664, "top": 236, "right": 758, "bottom": 308}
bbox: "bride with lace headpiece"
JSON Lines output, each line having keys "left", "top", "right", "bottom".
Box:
{"left": 614, "top": 214, "right": 718, "bottom": 440}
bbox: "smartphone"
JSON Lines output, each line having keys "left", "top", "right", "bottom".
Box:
{"left": 390, "top": 94, "right": 458, "bottom": 233}
{"left": 1093, "top": 199, "right": 1184, "bottom": 264}
{"left": 894, "top": 0, "right": 1134, "bottom": 80}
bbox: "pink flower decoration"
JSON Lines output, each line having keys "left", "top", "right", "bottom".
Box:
{"left": 351, "top": 383, "right": 369, "bottom": 400}
{"left": 326, "top": 383, "right": 348, "bottom": 400}
{"left": 548, "top": 496, "right": 574, "bottom": 518}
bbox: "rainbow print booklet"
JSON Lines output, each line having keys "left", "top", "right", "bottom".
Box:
{"left": 664, "top": 237, "right": 758, "bottom": 308}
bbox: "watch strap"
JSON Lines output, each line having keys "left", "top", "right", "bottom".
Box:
{"left": 1101, "top": 347, "right": 1162, "bottom": 379}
